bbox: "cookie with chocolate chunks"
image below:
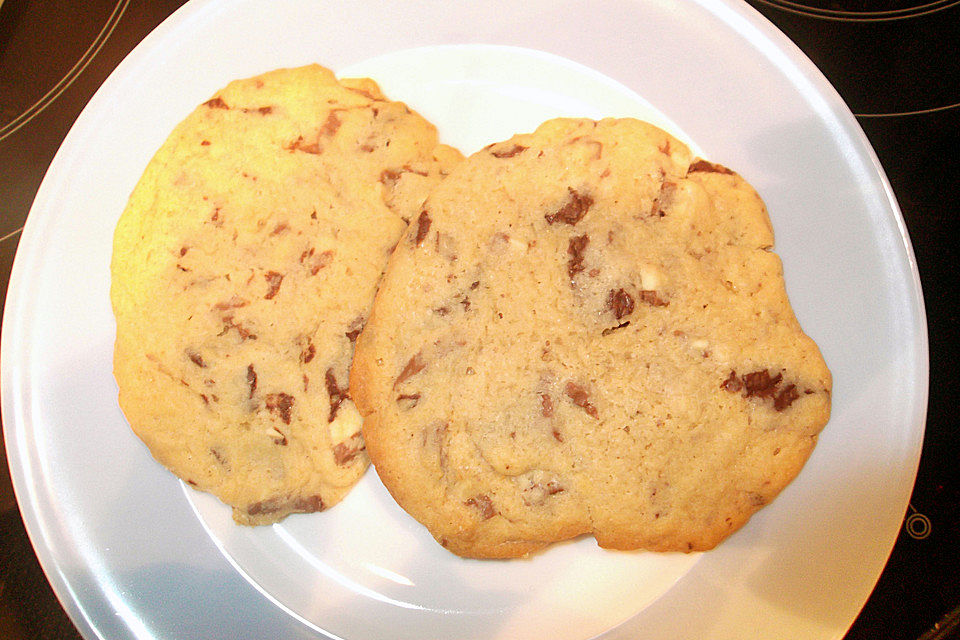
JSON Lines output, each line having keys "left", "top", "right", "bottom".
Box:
{"left": 111, "top": 65, "right": 462, "bottom": 525}
{"left": 351, "top": 117, "right": 830, "bottom": 557}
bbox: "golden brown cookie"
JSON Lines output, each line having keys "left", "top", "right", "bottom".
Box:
{"left": 351, "top": 117, "right": 830, "bottom": 558}
{"left": 111, "top": 64, "right": 462, "bottom": 524}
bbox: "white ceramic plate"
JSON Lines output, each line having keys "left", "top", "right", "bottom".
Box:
{"left": 1, "top": 1, "right": 927, "bottom": 639}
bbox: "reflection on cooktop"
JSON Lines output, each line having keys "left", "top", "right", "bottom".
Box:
{"left": 750, "top": 0, "right": 960, "bottom": 116}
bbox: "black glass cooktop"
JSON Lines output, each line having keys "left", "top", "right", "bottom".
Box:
{"left": 1, "top": 1, "right": 957, "bottom": 638}
{"left": 744, "top": 4, "right": 959, "bottom": 635}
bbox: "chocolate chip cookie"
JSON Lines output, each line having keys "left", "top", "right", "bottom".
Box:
{"left": 351, "top": 117, "right": 831, "bottom": 557}
{"left": 111, "top": 64, "right": 462, "bottom": 524}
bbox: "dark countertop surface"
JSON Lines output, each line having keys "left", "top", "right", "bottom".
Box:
{"left": 1, "top": 1, "right": 957, "bottom": 638}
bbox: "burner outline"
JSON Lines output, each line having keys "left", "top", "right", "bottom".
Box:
{"left": 0, "top": 0, "right": 130, "bottom": 143}
{"left": 752, "top": 0, "right": 959, "bottom": 21}
{"left": 855, "top": 102, "right": 960, "bottom": 118}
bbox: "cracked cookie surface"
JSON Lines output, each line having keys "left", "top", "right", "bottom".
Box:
{"left": 351, "top": 118, "right": 831, "bottom": 558}
{"left": 111, "top": 64, "right": 462, "bottom": 524}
